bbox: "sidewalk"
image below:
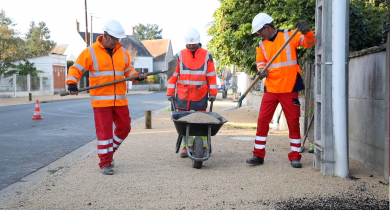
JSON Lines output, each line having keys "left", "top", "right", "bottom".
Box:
{"left": 0, "top": 95, "right": 388, "bottom": 209}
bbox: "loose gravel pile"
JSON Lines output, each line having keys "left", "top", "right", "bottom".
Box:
{"left": 178, "top": 112, "right": 220, "bottom": 123}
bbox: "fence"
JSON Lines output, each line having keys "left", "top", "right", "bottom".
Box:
{"left": 129, "top": 74, "right": 166, "bottom": 91}
{"left": 0, "top": 74, "right": 53, "bottom": 98}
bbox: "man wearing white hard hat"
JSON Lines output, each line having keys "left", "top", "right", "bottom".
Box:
{"left": 166, "top": 28, "right": 218, "bottom": 158}
{"left": 66, "top": 19, "right": 146, "bottom": 175}
{"left": 246, "top": 13, "right": 315, "bottom": 168}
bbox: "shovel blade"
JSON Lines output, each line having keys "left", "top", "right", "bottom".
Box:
{"left": 166, "top": 58, "right": 178, "bottom": 80}
{"left": 222, "top": 94, "right": 246, "bottom": 111}
{"left": 221, "top": 106, "right": 239, "bottom": 111}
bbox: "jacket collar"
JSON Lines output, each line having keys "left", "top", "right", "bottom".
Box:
{"left": 184, "top": 47, "right": 202, "bottom": 58}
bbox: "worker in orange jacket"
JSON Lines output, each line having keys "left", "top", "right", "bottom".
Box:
{"left": 167, "top": 28, "right": 218, "bottom": 157}
{"left": 66, "top": 19, "right": 146, "bottom": 175}
{"left": 246, "top": 13, "right": 315, "bottom": 168}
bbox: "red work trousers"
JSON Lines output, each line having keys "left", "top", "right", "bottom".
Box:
{"left": 253, "top": 92, "right": 302, "bottom": 161}
{"left": 93, "top": 106, "right": 131, "bottom": 168}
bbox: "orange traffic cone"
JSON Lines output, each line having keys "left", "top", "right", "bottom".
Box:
{"left": 32, "top": 100, "right": 43, "bottom": 120}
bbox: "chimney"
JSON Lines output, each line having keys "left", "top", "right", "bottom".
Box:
{"left": 75, "top": 19, "right": 79, "bottom": 31}
{"left": 129, "top": 26, "right": 134, "bottom": 35}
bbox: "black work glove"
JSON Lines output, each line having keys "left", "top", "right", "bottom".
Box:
{"left": 68, "top": 83, "right": 78, "bottom": 92}
{"left": 136, "top": 73, "right": 145, "bottom": 81}
{"left": 296, "top": 20, "right": 311, "bottom": 35}
{"left": 208, "top": 95, "right": 216, "bottom": 102}
{"left": 257, "top": 69, "right": 268, "bottom": 80}
{"left": 167, "top": 95, "right": 174, "bottom": 101}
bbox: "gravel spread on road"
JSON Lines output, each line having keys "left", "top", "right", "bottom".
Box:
{"left": 0, "top": 102, "right": 388, "bottom": 209}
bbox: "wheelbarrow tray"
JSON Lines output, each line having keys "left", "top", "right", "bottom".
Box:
{"left": 171, "top": 111, "right": 227, "bottom": 136}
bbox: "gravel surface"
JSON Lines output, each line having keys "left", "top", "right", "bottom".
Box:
{"left": 0, "top": 98, "right": 388, "bottom": 209}
{"left": 178, "top": 112, "right": 220, "bottom": 123}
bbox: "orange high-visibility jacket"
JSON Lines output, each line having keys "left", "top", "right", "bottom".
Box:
{"left": 66, "top": 35, "right": 139, "bottom": 108}
{"left": 167, "top": 48, "right": 217, "bottom": 110}
{"left": 256, "top": 29, "right": 315, "bottom": 93}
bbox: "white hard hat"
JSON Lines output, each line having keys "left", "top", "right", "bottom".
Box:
{"left": 251, "top": 13, "right": 274, "bottom": 34}
{"left": 184, "top": 28, "right": 200, "bottom": 44}
{"left": 102, "top": 19, "right": 126, "bottom": 38}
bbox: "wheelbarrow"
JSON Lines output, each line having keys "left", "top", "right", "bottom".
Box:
{"left": 170, "top": 98, "right": 227, "bottom": 169}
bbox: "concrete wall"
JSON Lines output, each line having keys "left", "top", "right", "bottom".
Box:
{"left": 348, "top": 45, "right": 388, "bottom": 179}
{"left": 128, "top": 83, "right": 161, "bottom": 91}
{"left": 245, "top": 75, "right": 289, "bottom": 131}
{"left": 386, "top": 34, "right": 389, "bottom": 179}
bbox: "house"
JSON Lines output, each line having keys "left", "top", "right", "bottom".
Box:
{"left": 141, "top": 39, "right": 174, "bottom": 71}
{"left": 60, "top": 20, "right": 153, "bottom": 73}
{"left": 0, "top": 53, "right": 67, "bottom": 96}
{"left": 141, "top": 39, "right": 174, "bottom": 88}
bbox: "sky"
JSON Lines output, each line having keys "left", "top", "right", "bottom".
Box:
{"left": 1, "top": 0, "right": 221, "bottom": 54}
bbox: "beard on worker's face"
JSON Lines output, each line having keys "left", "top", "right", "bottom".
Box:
{"left": 187, "top": 44, "right": 198, "bottom": 52}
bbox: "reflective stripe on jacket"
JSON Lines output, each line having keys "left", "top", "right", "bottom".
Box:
{"left": 66, "top": 35, "right": 139, "bottom": 107}
{"left": 256, "top": 29, "right": 315, "bottom": 93}
{"left": 167, "top": 48, "right": 217, "bottom": 110}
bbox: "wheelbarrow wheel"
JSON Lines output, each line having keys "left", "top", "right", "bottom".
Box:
{"left": 192, "top": 136, "right": 204, "bottom": 169}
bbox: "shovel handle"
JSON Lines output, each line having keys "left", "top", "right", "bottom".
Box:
{"left": 242, "top": 29, "right": 300, "bottom": 97}
{"left": 60, "top": 70, "right": 166, "bottom": 96}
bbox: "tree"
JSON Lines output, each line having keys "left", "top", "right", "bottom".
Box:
{"left": 67, "top": 60, "right": 74, "bottom": 74}
{"left": 6, "top": 60, "right": 45, "bottom": 91}
{"left": 349, "top": 0, "right": 389, "bottom": 51}
{"left": 24, "top": 21, "right": 56, "bottom": 57}
{"left": 207, "top": 0, "right": 316, "bottom": 74}
{"left": 0, "top": 9, "right": 15, "bottom": 27}
{"left": 207, "top": 0, "right": 387, "bottom": 74}
{"left": 0, "top": 10, "right": 25, "bottom": 88}
{"left": 134, "top": 23, "right": 162, "bottom": 40}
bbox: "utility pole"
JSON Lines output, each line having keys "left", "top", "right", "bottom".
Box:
{"left": 84, "top": 0, "right": 89, "bottom": 47}
{"left": 90, "top": 15, "right": 93, "bottom": 45}
{"left": 89, "top": 14, "right": 99, "bottom": 45}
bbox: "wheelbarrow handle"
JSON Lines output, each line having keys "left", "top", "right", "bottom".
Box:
{"left": 171, "top": 96, "right": 213, "bottom": 112}
{"left": 170, "top": 97, "right": 176, "bottom": 111}
{"left": 209, "top": 100, "right": 214, "bottom": 112}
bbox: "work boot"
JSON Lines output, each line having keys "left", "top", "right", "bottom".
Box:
{"left": 111, "top": 159, "right": 115, "bottom": 168}
{"left": 180, "top": 147, "right": 188, "bottom": 158}
{"left": 100, "top": 166, "right": 114, "bottom": 175}
{"left": 291, "top": 159, "right": 302, "bottom": 168}
{"left": 246, "top": 155, "right": 264, "bottom": 165}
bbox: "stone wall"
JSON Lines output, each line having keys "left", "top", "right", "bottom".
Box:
{"left": 348, "top": 43, "right": 388, "bottom": 179}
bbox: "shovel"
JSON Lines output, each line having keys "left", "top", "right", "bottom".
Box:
{"left": 60, "top": 58, "right": 177, "bottom": 96}
{"left": 300, "top": 113, "right": 314, "bottom": 153}
{"left": 222, "top": 29, "right": 299, "bottom": 111}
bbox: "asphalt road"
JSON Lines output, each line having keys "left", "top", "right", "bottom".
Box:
{"left": 0, "top": 92, "right": 169, "bottom": 190}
